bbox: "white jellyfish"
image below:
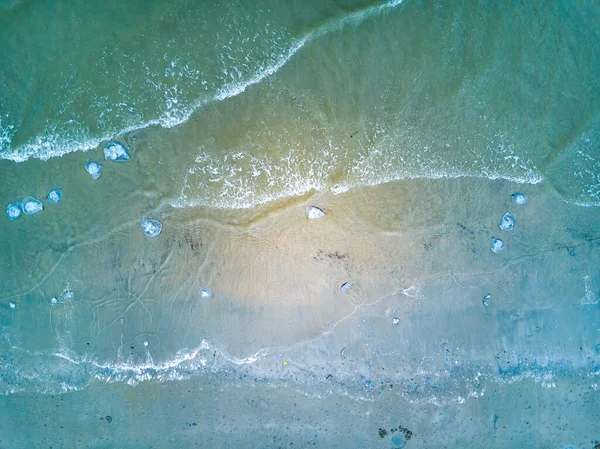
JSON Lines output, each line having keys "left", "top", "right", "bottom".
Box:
{"left": 199, "top": 288, "right": 212, "bottom": 300}
{"left": 511, "top": 193, "right": 527, "bottom": 205}
{"left": 86, "top": 162, "right": 102, "bottom": 179}
{"left": 47, "top": 189, "right": 63, "bottom": 203}
{"left": 6, "top": 202, "right": 22, "bottom": 221}
{"left": 498, "top": 213, "right": 516, "bottom": 231}
{"left": 306, "top": 206, "right": 325, "bottom": 219}
{"left": 491, "top": 237, "right": 505, "bottom": 253}
{"left": 141, "top": 218, "right": 162, "bottom": 238}
{"left": 22, "top": 197, "right": 43, "bottom": 215}
{"left": 104, "top": 141, "right": 130, "bottom": 162}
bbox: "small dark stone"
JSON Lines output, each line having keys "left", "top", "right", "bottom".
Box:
{"left": 378, "top": 428, "right": 388, "bottom": 438}
{"left": 326, "top": 374, "right": 332, "bottom": 380}
{"left": 106, "top": 416, "right": 112, "bottom": 423}
{"left": 192, "top": 422, "right": 197, "bottom": 426}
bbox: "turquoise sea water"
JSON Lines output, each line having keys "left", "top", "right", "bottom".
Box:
{"left": 1, "top": 0, "right": 599, "bottom": 447}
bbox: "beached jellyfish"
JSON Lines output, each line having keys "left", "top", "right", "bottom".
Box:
{"left": 482, "top": 294, "right": 491, "bottom": 307}
{"left": 199, "top": 288, "right": 212, "bottom": 300}
{"left": 22, "top": 197, "right": 43, "bottom": 215}
{"left": 306, "top": 206, "right": 325, "bottom": 219}
{"left": 141, "top": 218, "right": 162, "bottom": 238}
{"left": 51, "top": 297, "right": 58, "bottom": 305}
{"left": 104, "top": 141, "right": 130, "bottom": 162}
{"left": 9, "top": 302, "right": 16, "bottom": 309}
{"left": 86, "top": 162, "right": 102, "bottom": 179}
{"left": 340, "top": 282, "right": 351, "bottom": 293}
{"left": 391, "top": 317, "right": 400, "bottom": 325}
{"left": 498, "top": 212, "right": 516, "bottom": 231}
{"left": 6, "top": 202, "right": 22, "bottom": 221}
{"left": 46, "top": 189, "right": 62, "bottom": 203}
{"left": 511, "top": 192, "right": 527, "bottom": 205}
{"left": 61, "top": 289, "right": 74, "bottom": 301}
{"left": 491, "top": 237, "right": 505, "bottom": 253}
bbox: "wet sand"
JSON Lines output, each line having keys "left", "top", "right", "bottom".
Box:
{"left": 1, "top": 166, "right": 599, "bottom": 446}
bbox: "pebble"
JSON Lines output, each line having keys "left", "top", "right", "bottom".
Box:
{"left": 104, "top": 141, "right": 130, "bottom": 162}
{"left": 306, "top": 206, "right": 325, "bottom": 219}
{"left": 22, "top": 197, "right": 43, "bottom": 215}
{"left": 86, "top": 162, "right": 102, "bottom": 179}
{"left": 199, "top": 288, "right": 212, "bottom": 300}
{"left": 46, "top": 189, "right": 63, "bottom": 203}
{"left": 141, "top": 218, "right": 162, "bottom": 238}
{"left": 9, "top": 302, "right": 16, "bottom": 309}
{"left": 6, "top": 202, "right": 22, "bottom": 221}
{"left": 491, "top": 237, "right": 505, "bottom": 253}
{"left": 105, "top": 416, "right": 112, "bottom": 423}
{"left": 392, "top": 317, "right": 400, "bottom": 325}
{"left": 511, "top": 192, "right": 527, "bottom": 205}
{"left": 340, "top": 282, "right": 351, "bottom": 293}
{"left": 498, "top": 212, "right": 516, "bottom": 231}
{"left": 482, "top": 294, "right": 491, "bottom": 307}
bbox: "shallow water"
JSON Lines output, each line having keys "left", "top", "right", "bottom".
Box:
{"left": 1, "top": 0, "right": 599, "bottom": 447}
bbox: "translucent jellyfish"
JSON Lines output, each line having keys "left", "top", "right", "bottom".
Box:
{"left": 199, "top": 288, "right": 212, "bottom": 300}
{"left": 306, "top": 206, "right": 325, "bottom": 219}
{"left": 86, "top": 162, "right": 102, "bottom": 179}
{"left": 9, "top": 302, "right": 16, "bottom": 309}
{"left": 22, "top": 197, "right": 43, "bottom": 215}
{"left": 511, "top": 192, "right": 527, "bottom": 205}
{"left": 6, "top": 202, "right": 22, "bottom": 221}
{"left": 340, "top": 282, "right": 351, "bottom": 293}
{"left": 61, "top": 289, "right": 74, "bottom": 301}
{"left": 141, "top": 218, "right": 162, "bottom": 238}
{"left": 491, "top": 237, "right": 505, "bottom": 253}
{"left": 498, "top": 212, "right": 516, "bottom": 231}
{"left": 46, "top": 189, "right": 63, "bottom": 203}
{"left": 482, "top": 294, "right": 491, "bottom": 307}
{"left": 104, "top": 141, "right": 130, "bottom": 162}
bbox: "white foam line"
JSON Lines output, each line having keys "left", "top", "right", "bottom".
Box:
{"left": 2, "top": 0, "right": 406, "bottom": 163}
{"left": 172, "top": 171, "right": 544, "bottom": 211}
{"left": 562, "top": 198, "right": 600, "bottom": 207}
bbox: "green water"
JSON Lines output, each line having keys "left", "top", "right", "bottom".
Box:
{"left": 1, "top": 0, "right": 599, "bottom": 447}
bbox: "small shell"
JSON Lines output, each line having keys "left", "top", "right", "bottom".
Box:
{"left": 340, "top": 282, "right": 351, "bottom": 293}
{"left": 47, "top": 189, "right": 63, "bottom": 203}
{"left": 141, "top": 218, "right": 163, "bottom": 238}
{"left": 306, "top": 206, "right": 325, "bottom": 219}
{"left": 104, "top": 141, "right": 130, "bottom": 162}
{"left": 86, "top": 162, "right": 102, "bottom": 179}
{"left": 22, "top": 197, "right": 43, "bottom": 215}
{"left": 6, "top": 202, "right": 22, "bottom": 221}
{"left": 491, "top": 237, "right": 505, "bottom": 253}
{"left": 498, "top": 212, "right": 516, "bottom": 231}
